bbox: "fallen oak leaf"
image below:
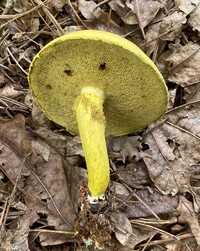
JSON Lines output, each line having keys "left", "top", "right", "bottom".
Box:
{"left": 0, "top": 114, "right": 77, "bottom": 246}
{"left": 141, "top": 101, "right": 200, "bottom": 197}
{"left": 166, "top": 43, "right": 200, "bottom": 86}
{"left": 177, "top": 196, "right": 200, "bottom": 245}
{"left": 0, "top": 114, "right": 32, "bottom": 187}
{"left": 141, "top": 123, "right": 190, "bottom": 195}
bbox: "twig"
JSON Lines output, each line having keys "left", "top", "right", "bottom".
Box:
{"left": 165, "top": 100, "right": 200, "bottom": 114}
{"left": 95, "top": 0, "right": 110, "bottom": 9}
{"left": 5, "top": 43, "right": 28, "bottom": 76}
{"left": 168, "top": 46, "right": 200, "bottom": 72}
{"left": 135, "top": 0, "right": 146, "bottom": 40}
{"left": 33, "top": 0, "right": 64, "bottom": 36}
{"left": 165, "top": 121, "right": 200, "bottom": 141}
{"left": 139, "top": 232, "right": 195, "bottom": 247}
{"left": 0, "top": 2, "right": 44, "bottom": 29}
{"left": 131, "top": 219, "right": 180, "bottom": 240}
{"left": 0, "top": 155, "right": 30, "bottom": 240}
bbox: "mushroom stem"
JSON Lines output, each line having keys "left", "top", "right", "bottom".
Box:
{"left": 74, "top": 86, "right": 110, "bottom": 200}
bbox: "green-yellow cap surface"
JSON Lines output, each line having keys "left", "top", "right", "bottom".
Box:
{"left": 28, "top": 30, "right": 168, "bottom": 136}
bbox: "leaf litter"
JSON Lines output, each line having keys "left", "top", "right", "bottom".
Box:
{"left": 1, "top": 0, "right": 200, "bottom": 250}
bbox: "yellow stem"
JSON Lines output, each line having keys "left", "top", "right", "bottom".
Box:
{"left": 74, "top": 87, "right": 110, "bottom": 200}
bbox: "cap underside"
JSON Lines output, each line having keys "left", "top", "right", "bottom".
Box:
{"left": 28, "top": 30, "right": 168, "bottom": 136}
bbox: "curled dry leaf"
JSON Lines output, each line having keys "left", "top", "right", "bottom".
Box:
{"left": 184, "top": 84, "right": 200, "bottom": 104}
{"left": 111, "top": 210, "right": 157, "bottom": 249}
{"left": 0, "top": 84, "right": 24, "bottom": 98}
{"left": 166, "top": 240, "right": 200, "bottom": 251}
{"left": 126, "top": 0, "right": 162, "bottom": 28}
{"left": 31, "top": 137, "right": 51, "bottom": 161}
{"left": 109, "top": 0, "right": 162, "bottom": 27}
{"left": 77, "top": 0, "right": 133, "bottom": 34}
{"left": 1, "top": 214, "right": 31, "bottom": 251}
{"left": 109, "top": 0, "right": 137, "bottom": 25}
{"left": 124, "top": 188, "right": 178, "bottom": 218}
{"left": 188, "top": 4, "right": 200, "bottom": 32}
{"left": 166, "top": 43, "right": 200, "bottom": 86}
{"left": 177, "top": 196, "right": 200, "bottom": 245}
{"left": 24, "top": 141, "right": 76, "bottom": 245}
{"left": 0, "top": 114, "right": 32, "bottom": 187}
{"left": 50, "top": 0, "right": 67, "bottom": 11}
{"left": 141, "top": 101, "right": 200, "bottom": 197}
{"left": 116, "top": 161, "right": 151, "bottom": 189}
{"left": 141, "top": 125, "right": 185, "bottom": 195}
{"left": 145, "top": 23, "right": 161, "bottom": 56}
{"left": 11, "top": 0, "right": 35, "bottom": 31}
{"left": 159, "top": 11, "right": 186, "bottom": 41}
{"left": 34, "top": 127, "right": 83, "bottom": 157}
{"left": 31, "top": 100, "right": 52, "bottom": 127}
{"left": 107, "top": 135, "right": 142, "bottom": 162}
{"left": 110, "top": 212, "right": 132, "bottom": 246}
{"left": 78, "top": 0, "right": 101, "bottom": 20}
{"left": 0, "top": 114, "right": 77, "bottom": 246}
{"left": 175, "top": 0, "right": 200, "bottom": 15}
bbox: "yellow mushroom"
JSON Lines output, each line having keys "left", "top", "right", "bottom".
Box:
{"left": 28, "top": 30, "right": 168, "bottom": 202}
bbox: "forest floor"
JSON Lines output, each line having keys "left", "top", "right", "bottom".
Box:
{"left": 0, "top": 0, "right": 200, "bottom": 250}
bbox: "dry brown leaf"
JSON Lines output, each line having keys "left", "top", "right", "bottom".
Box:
{"left": 1, "top": 213, "right": 32, "bottom": 251}
{"left": 120, "top": 219, "right": 156, "bottom": 250}
{"left": 124, "top": 189, "right": 178, "bottom": 218}
{"left": 31, "top": 101, "right": 52, "bottom": 127}
{"left": 24, "top": 144, "right": 76, "bottom": 245}
{"left": 110, "top": 182, "right": 130, "bottom": 199}
{"left": 127, "top": 0, "right": 162, "bottom": 28}
{"left": 109, "top": 0, "right": 162, "bottom": 27}
{"left": 184, "top": 83, "right": 200, "bottom": 103}
{"left": 77, "top": 0, "right": 133, "bottom": 34}
{"left": 116, "top": 161, "right": 151, "bottom": 189}
{"left": 31, "top": 137, "right": 51, "bottom": 161}
{"left": 141, "top": 101, "right": 200, "bottom": 197}
{"left": 188, "top": 4, "right": 200, "bottom": 32}
{"left": 145, "top": 23, "right": 161, "bottom": 56}
{"left": 31, "top": 127, "right": 87, "bottom": 213}
{"left": 110, "top": 183, "right": 177, "bottom": 218}
{"left": 0, "top": 84, "right": 24, "bottom": 98}
{"left": 141, "top": 126, "right": 186, "bottom": 195}
{"left": 160, "top": 11, "right": 186, "bottom": 41}
{"left": 166, "top": 241, "right": 200, "bottom": 251}
{"left": 110, "top": 212, "right": 133, "bottom": 246}
{"left": 166, "top": 43, "right": 200, "bottom": 86}
{"left": 0, "top": 115, "right": 77, "bottom": 246}
{"left": 0, "top": 114, "right": 32, "bottom": 186}
{"left": 109, "top": 0, "right": 137, "bottom": 25}
{"left": 50, "top": 0, "right": 67, "bottom": 11}
{"left": 78, "top": 0, "right": 101, "bottom": 20}
{"left": 175, "top": 0, "right": 200, "bottom": 15}
{"left": 11, "top": 0, "right": 35, "bottom": 31}
{"left": 177, "top": 196, "right": 200, "bottom": 245}
{"left": 34, "top": 127, "right": 83, "bottom": 157}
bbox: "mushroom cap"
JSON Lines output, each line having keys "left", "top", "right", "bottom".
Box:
{"left": 28, "top": 30, "right": 168, "bottom": 136}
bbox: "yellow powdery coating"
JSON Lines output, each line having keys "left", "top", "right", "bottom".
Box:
{"left": 74, "top": 87, "right": 109, "bottom": 198}
{"left": 28, "top": 30, "right": 168, "bottom": 136}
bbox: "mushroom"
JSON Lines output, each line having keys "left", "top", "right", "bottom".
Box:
{"left": 28, "top": 30, "right": 168, "bottom": 202}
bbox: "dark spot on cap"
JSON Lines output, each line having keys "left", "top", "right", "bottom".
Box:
{"left": 64, "top": 69, "right": 73, "bottom": 76}
{"left": 46, "top": 84, "right": 52, "bottom": 89}
{"left": 99, "top": 62, "right": 106, "bottom": 70}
